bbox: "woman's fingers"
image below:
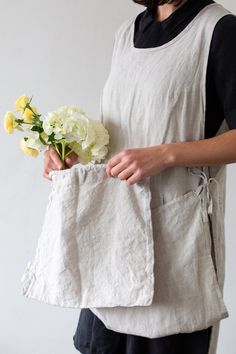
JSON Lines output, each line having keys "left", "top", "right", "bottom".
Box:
{"left": 43, "top": 158, "right": 60, "bottom": 180}
{"left": 43, "top": 147, "right": 63, "bottom": 181}
{"left": 65, "top": 152, "right": 79, "bottom": 168}
{"left": 49, "top": 146, "right": 64, "bottom": 169}
{"left": 43, "top": 146, "right": 79, "bottom": 181}
{"left": 43, "top": 168, "right": 53, "bottom": 181}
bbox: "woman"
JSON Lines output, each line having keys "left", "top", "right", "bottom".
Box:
{"left": 43, "top": 0, "right": 236, "bottom": 353}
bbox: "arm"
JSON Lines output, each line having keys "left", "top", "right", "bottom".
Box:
{"left": 170, "top": 14, "right": 236, "bottom": 168}
{"left": 106, "top": 130, "right": 236, "bottom": 185}
{"left": 167, "top": 129, "right": 236, "bottom": 168}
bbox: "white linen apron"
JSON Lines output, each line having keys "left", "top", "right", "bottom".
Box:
{"left": 20, "top": 163, "right": 155, "bottom": 308}
{"left": 87, "top": 3, "right": 232, "bottom": 354}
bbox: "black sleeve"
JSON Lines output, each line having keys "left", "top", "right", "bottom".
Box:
{"left": 208, "top": 14, "right": 236, "bottom": 130}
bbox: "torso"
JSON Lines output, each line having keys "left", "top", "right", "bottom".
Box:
{"left": 133, "top": 0, "right": 236, "bottom": 138}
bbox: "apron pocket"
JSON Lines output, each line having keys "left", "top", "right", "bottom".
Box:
{"left": 151, "top": 185, "right": 228, "bottom": 325}
{"left": 20, "top": 163, "right": 155, "bottom": 308}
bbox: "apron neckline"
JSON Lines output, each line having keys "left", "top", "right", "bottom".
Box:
{"left": 129, "top": 3, "right": 221, "bottom": 52}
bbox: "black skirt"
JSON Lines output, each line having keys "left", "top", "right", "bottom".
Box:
{"left": 73, "top": 308, "right": 212, "bottom": 354}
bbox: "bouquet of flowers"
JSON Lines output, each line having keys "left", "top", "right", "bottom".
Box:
{"left": 3, "top": 94, "right": 109, "bottom": 164}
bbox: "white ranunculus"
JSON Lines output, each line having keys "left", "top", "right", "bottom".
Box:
{"left": 25, "top": 131, "right": 47, "bottom": 151}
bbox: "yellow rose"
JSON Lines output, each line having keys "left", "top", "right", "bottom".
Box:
{"left": 3, "top": 111, "right": 17, "bottom": 134}
{"left": 20, "top": 138, "right": 39, "bottom": 157}
{"left": 15, "top": 94, "right": 29, "bottom": 112}
{"left": 22, "top": 106, "right": 37, "bottom": 124}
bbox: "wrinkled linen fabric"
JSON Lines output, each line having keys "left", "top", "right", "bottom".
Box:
{"left": 87, "top": 3, "right": 231, "bottom": 354}
{"left": 21, "top": 163, "right": 155, "bottom": 308}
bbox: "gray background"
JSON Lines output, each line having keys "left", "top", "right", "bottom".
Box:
{"left": 0, "top": 1, "right": 235, "bottom": 353}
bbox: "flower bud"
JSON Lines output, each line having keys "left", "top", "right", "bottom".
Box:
{"left": 3, "top": 111, "right": 17, "bottom": 134}
{"left": 15, "top": 94, "right": 29, "bottom": 112}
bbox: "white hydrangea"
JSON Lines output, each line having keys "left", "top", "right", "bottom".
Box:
{"left": 42, "top": 105, "right": 109, "bottom": 163}
{"left": 90, "top": 145, "right": 109, "bottom": 163}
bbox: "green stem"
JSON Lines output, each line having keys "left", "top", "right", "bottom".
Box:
{"left": 52, "top": 142, "right": 62, "bottom": 160}
{"left": 16, "top": 117, "right": 42, "bottom": 128}
{"left": 25, "top": 104, "right": 36, "bottom": 114}
{"left": 24, "top": 103, "right": 41, "bottom": 122}
{"left": 61, "top": 141, "right": 66, "bottom": 161}
{"left": 64, "top": 148, "right": 73, "bottom": 158}
{"left": 15, "top": 120, "right": 32, "bottom": 125}
{"left": 39, "top": 135, "right": 48, "bottom": 145}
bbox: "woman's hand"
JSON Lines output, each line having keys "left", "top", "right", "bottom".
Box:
{"left": 106, "top": 145, "right": 173, "bottom": 185}
{"left": 43, "top": 145, "right": 80, "bottom": 181}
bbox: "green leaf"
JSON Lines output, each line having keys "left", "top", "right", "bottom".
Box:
{"left": 31, "top": 125, "right": 44, "bottom": 133}
{"left": 48, "top": 132, "right": 55, "bottom": 142}
{"left": 15, "top": 118, "right": 24, "bottom": 124}
{"left": 29, "top": 95, "right": 33, "bottom": 105}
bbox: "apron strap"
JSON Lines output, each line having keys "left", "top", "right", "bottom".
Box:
{"left": 187, "top": 166, "right": 220, "bottom": 222}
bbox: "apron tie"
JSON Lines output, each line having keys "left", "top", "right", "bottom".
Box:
{"left": 187, "top": 167, "right": 220, "bottom": 222}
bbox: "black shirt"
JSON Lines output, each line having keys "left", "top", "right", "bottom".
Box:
{"left": 133, "top": 0, "right": 236, "bottom": 138}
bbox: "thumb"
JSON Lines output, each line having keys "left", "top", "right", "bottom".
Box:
{"left": 65, "top": 157, "right": 72, "bottom": 168}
